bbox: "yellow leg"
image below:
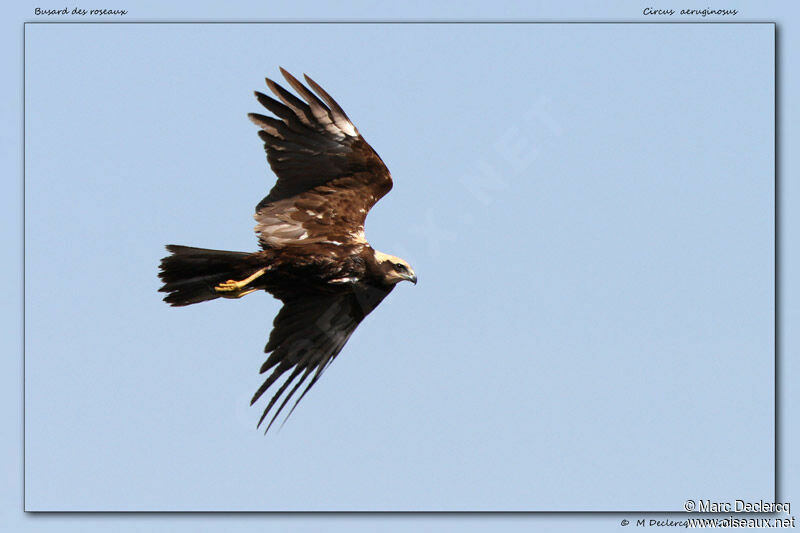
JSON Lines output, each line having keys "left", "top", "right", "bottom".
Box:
{"left": 215, "top": 268, "right": 267, "bottom": 296}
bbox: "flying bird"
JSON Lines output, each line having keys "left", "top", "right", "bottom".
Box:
{"left": 158, "top": 68, "right": 416, "bottom": 432}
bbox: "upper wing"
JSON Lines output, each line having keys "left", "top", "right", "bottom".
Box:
{"left": 251, "top": 285, "right": 391, "bottom": 432}
{"left": 249, "top": 68, "right": 393, "bottom": 248}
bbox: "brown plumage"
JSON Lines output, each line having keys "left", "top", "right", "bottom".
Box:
{"left": 158, "top": 69, "right": 416, "bottom": 432}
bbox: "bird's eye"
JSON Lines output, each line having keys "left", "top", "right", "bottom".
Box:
{"left": 395, "top": 263, "right": 407, "bottom": 273}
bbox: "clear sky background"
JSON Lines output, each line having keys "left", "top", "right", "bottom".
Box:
{"left": 24, "top": 21, "right": 774, "bottom": 511}
{"left": 4, "top": 1, "right": 798, "bottom": 531}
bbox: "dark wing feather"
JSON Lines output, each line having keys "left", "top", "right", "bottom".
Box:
{"left": 252, "top": 285, "right": 391, "bottom": 432}
{"left": 249, "top": 68, "right": 393, "bottom": 248}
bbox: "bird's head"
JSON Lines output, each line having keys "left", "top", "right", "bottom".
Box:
{"left": 374, "top": 251, "right": 417, "bottom": 286}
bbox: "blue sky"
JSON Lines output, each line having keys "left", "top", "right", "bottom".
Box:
{"left": 5, "top": 1, "right": 798, "bottom": 531}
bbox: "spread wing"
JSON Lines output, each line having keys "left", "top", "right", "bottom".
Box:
{"left": 249, "top": 68, "right": 393, "bottom": 248}
{"left": 251, "top": 285, "right": 391, "bottom": 432}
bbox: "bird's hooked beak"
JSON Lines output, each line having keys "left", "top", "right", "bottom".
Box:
{"left": 400, "top": 263, "right": 417, "bottom": 285}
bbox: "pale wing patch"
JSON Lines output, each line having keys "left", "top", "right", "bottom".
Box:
{"left": 329, "top": 276, "right": 357, "bottom": 284}
{"left": 334, "top": 118, "right": 357, "bottom": 137}
{"left": 301, "top": 73, "right": 359, "bottom": 138}
{"left": 278, "top": 71, "right": 359, "bottom": 142}
{"left": 350, "top": 228, "right": 367, "bottom": 244}
{"left": 309, "top": 111, "right": 356, "bottom": 140}
{"left": 255, "top": 200, "right": 311, "bottom": 246}
{"left": 256, "top": 197, "right": 357, "bottom": 247}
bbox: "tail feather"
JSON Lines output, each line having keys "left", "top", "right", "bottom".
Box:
{"left": 158, "top": 245, "right": 253, "bottom": 306}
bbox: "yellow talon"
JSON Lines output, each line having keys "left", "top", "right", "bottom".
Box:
{"left": 216, "top": 280, "right": 243, "bottom": 292}
{"left": 214, "top": 268, "right": 267, "bottom": 295}
{"left": 218, "top": 287, "right": 259, "bottom": 299}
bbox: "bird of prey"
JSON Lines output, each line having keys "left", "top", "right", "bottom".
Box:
{"left": 158, "top": 68, "right": 416, "bottom": 432}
